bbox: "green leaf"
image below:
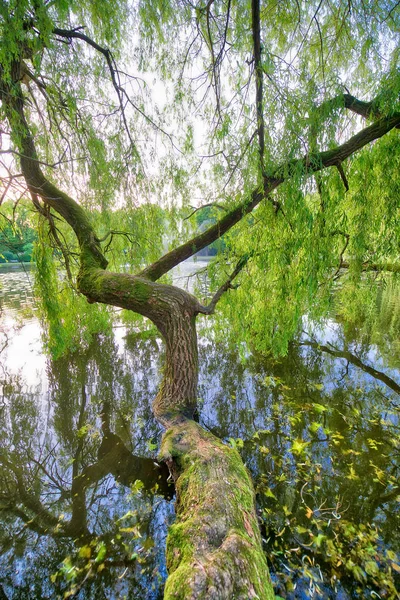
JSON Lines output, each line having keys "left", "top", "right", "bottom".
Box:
{"left": 95, "top": 542, "right": 107, "bottom": 563}
{"left": 291, "top": 438, "right": 310, "bottom": 455}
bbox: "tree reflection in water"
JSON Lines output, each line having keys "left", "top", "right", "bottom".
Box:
{"left": 0, "top": 274, "right": 399, "bottom": 599}
{"left": 0, "top": 334, "right": 173, "bottom": 599}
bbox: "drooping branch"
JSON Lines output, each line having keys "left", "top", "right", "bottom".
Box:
{"left": 251, "top": 0, "right": 265, "bottom": 171}
{"left": 52, "top": 27, "right": 137, "bottom": 154}
{"left": 331, "top": 231, "right": 350, "bottom": 280}
{"left": 0, "top": 70, "right": 107, "bottom": 270}
{"left": 140, "top": 111, "right": 400, "bottom": 282}
{"left": 335, "top": 161, "right": 349, "bottom": 191}
{"left": 3, "top": 56, "right": 399, "bottom": 288}
{"left": 52, "top": 27, "right": 179, "bottom": 152}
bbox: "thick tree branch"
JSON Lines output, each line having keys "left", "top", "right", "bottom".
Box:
{"left": 0, "top": 70, "right": 108, "bottom": 269}
{"left": 139, "top": 185, "right": 269, "bottom": 281}
{"left": 314, "top": 92, "right": 400, "bottom": 130}
{"left": 340, "top": 93, "right": 384, "bottom": 119}
{"left": 315, "top": 93, "right": 381, "bottom": 120}
{"left": 141, "top": 112, "right": 400, "bottom": 281}
{"left": 160, "top": 420, "right": 274, "bottom": 600}
{"left": 280, "top": 113, "right": 400, "bottom": 176}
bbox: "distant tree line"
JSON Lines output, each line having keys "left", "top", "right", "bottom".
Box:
{"left": 0, "top": 202, "right": 36, "bottom": 263}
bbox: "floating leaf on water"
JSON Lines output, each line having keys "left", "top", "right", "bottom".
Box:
{"left": 309, "top": 421, "right": 323, "bottom": 434}
{"left": 78, "top": 545, "right": 91, "bottom": 559}
{"left": 264, "top": 487, "right": 277, "bottom": 500}
{"left": 130, "top": 479, "right": 145, "bottom": 495}
{"left": 95, "top": 542, "right": 107, "bottom": 563}
{"left": 291, "top": 439, "right": 310, "bottom": 455}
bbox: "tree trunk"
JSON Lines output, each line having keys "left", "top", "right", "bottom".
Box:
{"left": 78, "top": 266, "right": 275, "bottom": 598}
{"left": 2, "top": 35, "right": 400, "bottom": 598}
{"left": 160, "top": 420, "right": 274, "bottom": 599}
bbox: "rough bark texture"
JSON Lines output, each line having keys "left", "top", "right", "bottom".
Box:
{"left": 160, "top": 420, "right": 274, "bottom": 600}
{"left": 77, "top": 268, "right": 202, "bottom": 422}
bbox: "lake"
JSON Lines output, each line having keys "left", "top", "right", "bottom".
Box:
{"left": 0, "top": 263, "right": 399, "bottom": 599}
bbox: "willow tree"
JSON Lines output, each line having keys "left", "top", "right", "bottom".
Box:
{"left": 0, "top": 0, "right": 399, "bottom": 598}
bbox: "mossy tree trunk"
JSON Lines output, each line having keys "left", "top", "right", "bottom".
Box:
{"left": 76, "top": 265, "right": 274, "bottom": 598}
{"left": 160, "top": 421, "right": 274, "bottom": 599}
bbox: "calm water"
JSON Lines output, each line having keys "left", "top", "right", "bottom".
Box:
{"left": 0, "top": 264, "right": 399, "bottom": 599}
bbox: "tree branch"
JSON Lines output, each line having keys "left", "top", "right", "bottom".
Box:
{"left": 199, "top": 255, "right": 250, "bottom": 315}
{"left": 184, "top": 202, "right": 228, "bottom": 221}
{"left": 336, "top": 161, "right": 349, "bottom": 191}
{"left": 317, "top": 92, "right": 389, "bottom": 121}
{"left": 0, "top": 70, "right": 108, "bottom": 269}
{"left": 251, "top": 0, "right": 265, "bottom": 170}
{"left": 52, "top": 27, "right": 137, "bottom": 155}
{"left": 52, "top": 28, "right": 179, "bottom": 152}
{"left": 140, "top": 111, "right": 400, "bottom": 281}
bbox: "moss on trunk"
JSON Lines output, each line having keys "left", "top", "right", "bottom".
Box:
{"left": 159, "top": 420, "right": 275, "bottom": 600}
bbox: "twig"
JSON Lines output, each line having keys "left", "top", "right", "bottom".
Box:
{"left": 199, "top": 254, "right": 250, "bottom": 314}
{"left": 52, "top": 27, "right": 180, "bottom": 154}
